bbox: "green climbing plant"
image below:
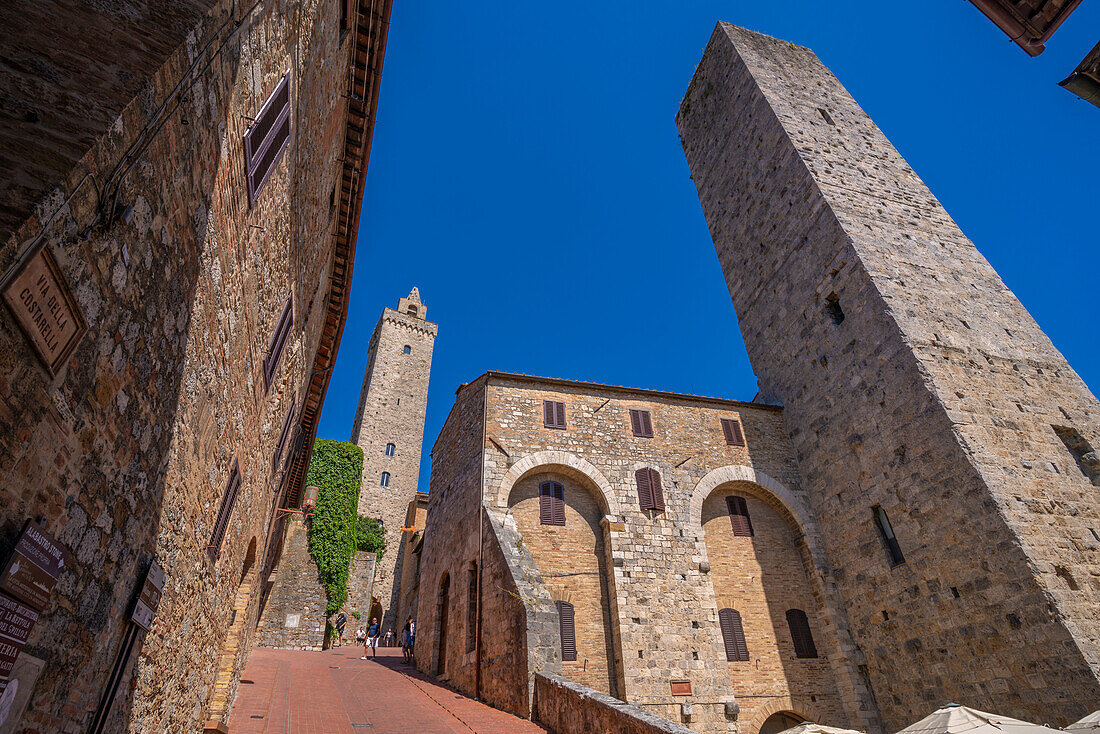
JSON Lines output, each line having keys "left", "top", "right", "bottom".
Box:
{"left": 356, "top": 514, "right": 385, "bottom": 561}
{"left": 306, "top": 439, "right": 364, "bottom": 615}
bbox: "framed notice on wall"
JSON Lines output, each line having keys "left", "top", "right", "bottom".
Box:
{"left": 1, "top": 243, "right": 87, "bottom": 377}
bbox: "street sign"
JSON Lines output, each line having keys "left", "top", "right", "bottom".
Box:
{"left": 0, "top": 592, "right": 38, "bottom": 695}
{"left": 130, "top": 561, "right": 164, "bottom": 632}
{"left": 0, "top": 521, "right": 65, "bottom": 612}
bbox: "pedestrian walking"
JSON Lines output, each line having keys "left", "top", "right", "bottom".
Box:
{"left": 398, "top": 623, "right": 410, "bottom": 663}
{"left": 383, "top": 628, "right": 393, "bottom": 647}
{"left": 335, "top": 613, "right": 347, "bottom": 647}
{"left": 362, "top": 617, "right": 380, "bottom": 659}
{"left": 407, "top": 617, "right": 416, "bottom": 663}
{"left": 355, "top": 627, "right": 365, "bottom": 645}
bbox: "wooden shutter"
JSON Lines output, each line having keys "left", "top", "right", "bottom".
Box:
{"left": 540, "top": 481, "right": 565, "bottom": 526}
{"left": 721, "top": 418, "right": 745, "bottom": 446}
{"left": 244, "top": 72, "right": 293, "bottom": 204}
{"left": 264, "top": 296, "right": 293, "bottom": 389}
{"left": 635, "top": 468, "right": 665, "bottom": 512}
{"left": 630, "top": 409, "right": 653, "bottom": 437}
{"left": 786, "top": 609, "right": 818, "bottom": 658}
{"left": 209, "top": 459, "right": 241, "bottom": 561}
{"left": 544, "top": 400, "right": 566, "bottom": 429}
{"left": 726, "top": 496, "right": 754, "bottom": 537}
{"left": 556, "top": 601, "right": 577, "bottom": 661}
{"left": 272, "top": 397, "right": 295, "bottom": 472}
{"left": 718, "top": 608, "right": 749, "bottom": 661}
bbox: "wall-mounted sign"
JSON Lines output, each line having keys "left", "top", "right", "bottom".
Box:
{"left": 1, "top": 243, "right": 87, "bottom": 376}
{"left": 0, "top": 592, "right": 38, "bottom": 697}
{"left": 670, "top": 679, "right": 692, "bottom": 696}
{"left": 129, "top": 561, "right": 164, "bottom": 632}
{"left": 0, "top": 521, "right": 65, "bottom": 612}
{"left": 285, "top": 614, "right": 300, "bottom": 628}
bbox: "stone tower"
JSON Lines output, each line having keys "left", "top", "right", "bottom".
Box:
{"left": 351, "top": 288, "right": 437, "bottom": 631}
{"left": 678, "top": 23, "right": 1100, "bottom": 730}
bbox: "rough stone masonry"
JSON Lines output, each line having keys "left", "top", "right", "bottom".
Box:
{"left": 677, "top": 22, "right": 1100, "bottom": 730}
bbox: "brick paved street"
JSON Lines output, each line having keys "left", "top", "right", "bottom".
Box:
{"left": 227, "top": 646, "right": 548, "bottom": 734}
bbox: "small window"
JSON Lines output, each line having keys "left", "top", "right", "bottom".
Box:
{"left": 208, "top": 459, "right": 241, "bottom": 561}
{"left": 556, "top": 600, "right": 577, "bottom": 662}
{"left": 244, "top": 72, "right": 292, "bottom": 204}
{"left": 727, "top": 496, "right": 753, "bottom": 537}
{"left": 720, "top": 418, "right": 745, "bottom": 446}
{"left": 264, "top": 296, "right": 294, "bottom": 389}
{"left": 407, "top": 305, "right": 418, "bottom": 317}
{"left": 873, "top": 505, "right": 905, "bottom": 566}
{"left": 272, "top": 397, "right": 296, "bottom": 472}
{"left": 718, "top": 608, "right": 749, "bottom": 661}
{"left": 786, "top": 609, "right": 818, "bottom": 658}
{"left": 403, "top": 345, "right": 411, "bottom": 354}
{"left": 543, "top": 400, "right": 566, "bottom": 430}
{"left": 825, "top": 293, "right": 845, "bottom": 325}
{"left": 539, "top": 480, "right": 565, "bottom": 526}
{"left": 629, "top": 409, "right": 653, "bottom": 438}
{"left": 635, "top": 468, "right": 665, "bottom": 512}
{"left": 385, "top": 443, "right": 396, "bottom": 457}
{"left": 380, "top": 472, "right": 390, "bottom": 487}
{"left": 466, "top": 563, "right": 478, "bottom": 653}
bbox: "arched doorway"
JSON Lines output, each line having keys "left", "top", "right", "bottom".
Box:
{"left": 760, "top": 711, "right": 807, "bottom": 734}
{"left": 436, "top": 573, "right": 450, "bottom": 677}
{"left": 506, "top": 470, "right": 618, "bottom": 697}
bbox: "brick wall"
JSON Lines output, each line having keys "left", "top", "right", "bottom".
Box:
{"left": 677, "top": 22, "right": 1100, "bottom": 730}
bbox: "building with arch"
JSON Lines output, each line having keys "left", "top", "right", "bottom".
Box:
{"left": 416, "top": 372, "right": 877, "bottom": 734}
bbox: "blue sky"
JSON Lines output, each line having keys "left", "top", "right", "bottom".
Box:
{"left": 315, "top": 1, "right": 1099, "bottom": 493}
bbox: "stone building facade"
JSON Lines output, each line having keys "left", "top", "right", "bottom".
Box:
{"left": 417, "top": 372, "right": 873, "bottom": 734}
{"left": 351, "top": 289, "right": 437, "bottom": 631}
{"left": 677, "top": 23, "right": 1100, "bottom": 731}
{"left": 394, "top": 492, "right": 430, "bottom": 629}
{"left": 0, "top": 0, "right": 392, "bottom": 730}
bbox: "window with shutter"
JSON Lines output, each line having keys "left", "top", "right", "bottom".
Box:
{"left": 726, "top": 495, "right": 754, "bottom": 537}
{"left": 718, "top": 608, "right": 749, "bottom": 661}
{"left": 208, "top": 459, "right": 241, "bottom": 561}
{"left": 635, "top": 468, "right": 665, "bottom": 512}
{"left": 539, "top": 481, "right": 565, "bottom": 526}
{"left": 244, "top": 72, "right": 293, "bottom": 204}
{"left": 786, "top": 609, "right": 818, "bottom": 658}
{"left": 872, "top": 505, "right": 905, "bottom": 567}
{"left": 720, "top": 418, "right": 746, "bottom": 446}
{"left": 629, "top": 409, "right": 654, "bottom": 438}
{"left": 543, "top": 400, "right": 566, "bottom": 430}
{"left": 272, "top": 397, "right": 295, "bottom": 472}
{"left": 263, "top": 296, "right": 293, "bottom": 389}
{"left": 556, "top": 600, "right": 577, "bottom": 661}
{"left": 466, "top": 563, "right": 478, "bottom": 653}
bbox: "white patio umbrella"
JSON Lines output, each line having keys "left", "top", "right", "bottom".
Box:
{"left": 1067, "top": 711, "right": 1100, "bottom": 732}
{"left": 895, "top": 704, "right": 1065, "bottom": 734}
{"left": 779, "top": 724, "right": 864, "bottom": 734}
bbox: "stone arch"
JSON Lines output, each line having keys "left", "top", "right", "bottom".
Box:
{"left": 689, "top": 466, "right": 814, "bottom": 542}
{"left": 495, "top": 450, "right": 620, "bottom": 518}
{"left": 749, "top": 699, "right": 828, "bottom": 734}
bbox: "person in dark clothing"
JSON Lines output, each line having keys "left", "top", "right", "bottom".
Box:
{"left": 362, "top": 617, "right": 380, "bottom": 659}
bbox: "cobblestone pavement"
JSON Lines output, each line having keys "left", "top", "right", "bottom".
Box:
{"left": 227, "top": 646, "right": 548, "bottom": 733}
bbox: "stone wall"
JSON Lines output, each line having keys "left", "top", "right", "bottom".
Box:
{"left": 394, "top": 493, "right": 428, "bottom": 629}
{"left": 677, "top": 22, "right": 1100, "bottom": 730}
{"left": 0, "top": 0, "right": 390, "bottom": 729}
{"left": 534, "top": 673, "right": 698, "bottom": 734}
{"left": 254, "top": 518, "right": 327, "bottom": 651}
{"left": 422, "top": 372, "right": 873, "bottom": 734}
{"left": 345, "top": 551, "right": 377, "bottom": 625}
{"left": 351, "top": 290, "right": 437, "bottom": 633}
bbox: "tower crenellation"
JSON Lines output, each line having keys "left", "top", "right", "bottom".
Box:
{"left": 352, "top": 288, "right": 437, "bottom": 632}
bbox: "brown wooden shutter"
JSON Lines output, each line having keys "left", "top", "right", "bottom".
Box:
{"left": 209, "top": 459, "right": 241, "bottom": 561}
{"left": 630, "top": 409, "right": 653, "bottom": 437}
{"left": 726, "top": 495, "right": 753, "bottom": 537}
{"left": 543, "top": 400, "right": 566, "bottom": 429}
{"left": 540, "top": 481, "right": 565, "bottom": 526}
{"left": 264, "top": 296, "right": 293, "bottom": 389}
{"left": 721, "top": 418, "right": 745, "bottom": 446}
{"left": 244, "top": 72, "right": 293, "bottom": 204}
{"left": 718, "top": 608, "right": 749, "bottom": 661}
{"left": 556, "top": 601, "right": 577, "bottom": 661}
{"left": 786, "top": 609, "right": 818, "bottom": 658}
{"left": 272, "top": 397, "right": 296, "bottom": 472}
{"left": 636, "top": 468, "right": 665, "bottom": 511}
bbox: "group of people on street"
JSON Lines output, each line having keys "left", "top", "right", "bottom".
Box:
{"left": 357, "top": 616, "right": 416, "bottom": 663}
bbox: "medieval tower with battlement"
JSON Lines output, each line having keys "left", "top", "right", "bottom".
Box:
{"left": 352, "top": 288, "right": 437, "bottom": 632}
{"left": 677, "top": 22, "right": 1100, "bottom": 730}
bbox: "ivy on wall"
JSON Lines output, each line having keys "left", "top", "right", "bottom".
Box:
{"left": 356, "top": 514, "right": 385, "bottom": 561}
{"left": 306, "top": 439, "right": 364, "bottom": 615}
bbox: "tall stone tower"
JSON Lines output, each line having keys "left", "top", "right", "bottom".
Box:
{"left": 678, "top": 23, "right": 1100, "bottom": 729}
{"left": 351, "top": 288, "right": 437, "bottom": 631}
